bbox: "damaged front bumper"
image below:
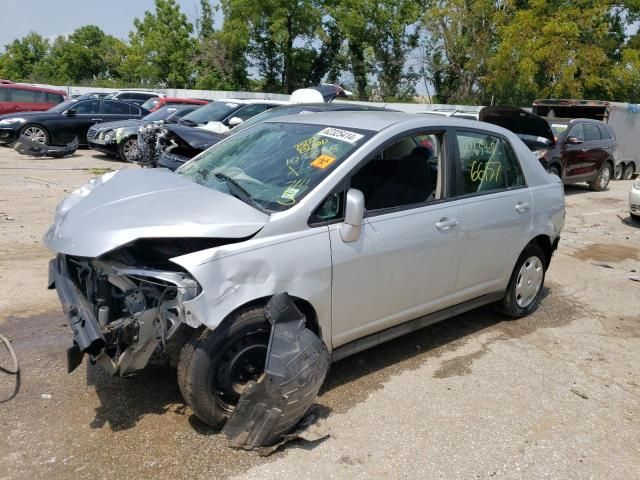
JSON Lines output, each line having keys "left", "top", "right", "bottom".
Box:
{"left": 49, "top": 254, "right": 199, "bottom": 376}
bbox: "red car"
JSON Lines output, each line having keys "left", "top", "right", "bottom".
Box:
{"left": 0, "top": 84, "right": 67, "bottom": 115}
{"left": 141, "top": 96, "right": 208, "bottom": 112}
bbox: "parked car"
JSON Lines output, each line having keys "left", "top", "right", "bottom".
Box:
{"left": 45, "top": 112, "right": 564, "bottom": 441}
{"left": 421, "top": 108, "right": 481, "bottom": 120}
{"left": 155, "top": 102, "right": 393, "bottom": 170}
{"left": 70, "top": 92, "right": 110, "bottom": 100}
{"left": 0, "top": 98, "right": 148, "bottom": 146}
{"left": 141, "top": 96, "right": 209, "bottom": 112}
{"left": 630, "top": 178, "right": 640, "bottom": 220}
{"left": 104, "top": 90, "right": 162, "bottom": 107}
{"left": 0, "top": 83, "right": 66, "bottom": 115}
{"left": 541, "top": 118, "right": 618, "bottom": 191}
{"left": 533, "top": 99, "right": 639, "bottom": 180}
{"left": 88, "top": 104, "right": 202, "bottom": 161}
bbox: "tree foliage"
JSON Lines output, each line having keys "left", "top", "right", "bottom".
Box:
{"left": 2, "top": 0, "right": 640, "bottom": 104}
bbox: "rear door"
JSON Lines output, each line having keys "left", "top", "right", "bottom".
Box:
{"left": 7, "top": 87, "right": 38, "bottom": 113}
{"left": 451, "top": 129, "right": 533, "bottom": 300}
{"left": 563, "top": 123, "right": 591, "bottom": 179}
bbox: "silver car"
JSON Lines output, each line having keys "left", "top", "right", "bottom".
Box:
{"left": 45, "top": 112, "right": 565, "bottom": 441}
{"left": 631, "top": 178, "right": 640, "bottom": 219}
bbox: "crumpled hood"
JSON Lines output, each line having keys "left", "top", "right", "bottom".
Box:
{"left": 479, "top": 106, "right": 555, "bottom": 145}
{"left": 43, "top": 168, "right": 269, "bottom": 258}
{"left": 167, "top": 124, "right": 225, "bottom": 150}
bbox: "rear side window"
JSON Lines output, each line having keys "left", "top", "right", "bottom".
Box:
{"left": 103, "top": 100, "right": 130, "bottom": 114}
{"left": 583, "top": 123, "right": 601, "bottom": 142}
{"left": 454, "top": 131, "right": 525, "bottom": 195}
{"left": 233, "top": 104, "right": 268, "bottom": 121}
{"left": 597, "top": 125, "right": 612, "bottom": 140}
{"left": 9, "top": 88, "right": 37, "bottom": 103}
{"left": 46, "top": 93, "right": 64, "bottom": 103}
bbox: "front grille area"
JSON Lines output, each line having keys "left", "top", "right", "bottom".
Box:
{"left": 87, "top": 128, "right": 98, "bottom": 140}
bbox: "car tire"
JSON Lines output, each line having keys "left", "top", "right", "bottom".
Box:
{"left": 20, "top": 124, "right": 49, "bottom": 145}
{"left": 632, "top": 213, "right": 640, "bottom": 221}
{"left": 118, "top": 137, "right": 138, "bottom": 162}
{"left": 614, "top": 164, "right": 623, "bottom": 180}
{"left": 623, "top": 163, "right": 635, "bottom": 180}
{"left": 177, "top": 306, "right": 271, "bottom": 428}
{"left": 589, "top": 163, "right": 612, "bottom": 191}
{"left": 496, "top": 243, "right": 546, "bottom": 319}
{"left": 547, "top": 164, "right": 561, "bottom": 178}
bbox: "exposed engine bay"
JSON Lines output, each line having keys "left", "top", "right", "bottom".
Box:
{"left": 48, "top": 240, "right": 218, "bottom": 376}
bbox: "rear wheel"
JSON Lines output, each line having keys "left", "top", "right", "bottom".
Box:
{"left": 20, "top": 124, "right": 49, "bottom": 144}
{"left": 496, "top": 243, "right": 546, "bottom": 318}
{"left": 589, "top": 163, "right": 612, "bottom": 191}
{"left": 177, "top": 306, "right": 270, "bottom": 428}
{"left": 623, "top": 163, "right": 635, "bottom": 180}
{"left": 614, "top": 164, "right": 623, "bottom": 180}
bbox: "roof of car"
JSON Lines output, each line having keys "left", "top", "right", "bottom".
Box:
{"left": 268, "top": 110, "right": 493, "bottom": 132}
{"left": 214, "top": 98, "right": 288, "bottom": 105}
{"left": 545, "top": 117, "right": 607, "bottom": 125}
{"left": 0, "top": 83, "right": 66, "bottom": 95}
{"left": 160, "top": 97, "right": 208, "bottom": 104}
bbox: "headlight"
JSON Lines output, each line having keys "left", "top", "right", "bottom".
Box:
{"left": 0, "top": 117, "right": 26, "bottom": 126}
{"left": 104, "top": 131, "right": 114, "bottom": 142}
{"left": 633, "top": 179, "right": 640, "bottom": 190}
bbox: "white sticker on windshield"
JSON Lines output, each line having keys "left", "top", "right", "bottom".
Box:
{"left": 317, "top": 127, "right": 364, "bottom": 144}
{"left": 281, "top": 185, "right": 300, "bottom": 201}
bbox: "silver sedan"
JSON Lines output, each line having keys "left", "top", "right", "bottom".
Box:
{"left": 44, "top": 112, "right": 565, "bottom": 443}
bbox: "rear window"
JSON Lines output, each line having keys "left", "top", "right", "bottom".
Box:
{"left": 141, "top": 97, "right": 161, "bottom": 110}
{"left": 583, "top": 123, "right": 601, "bottom": 142}
{"left": 8, "top": 88, "right": 37, "bottom": 103}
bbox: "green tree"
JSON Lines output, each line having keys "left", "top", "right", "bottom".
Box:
{"left": 126, "top": 0, "right": 196, "bottom": 87}
{"left": 0, "top": 32, "right": 50, "bottom": 81}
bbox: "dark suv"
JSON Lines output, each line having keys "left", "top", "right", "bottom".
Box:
{"left": 543, "top": 118, "right": 617, "bottom": 191}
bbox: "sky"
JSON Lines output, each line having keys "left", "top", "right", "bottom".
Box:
{"left": 0, "top": 0, "right": 215, "bottom": 47}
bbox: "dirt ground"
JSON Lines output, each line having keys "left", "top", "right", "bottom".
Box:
{"left": 0, "top": 147, "right": 639, "bottom": 480}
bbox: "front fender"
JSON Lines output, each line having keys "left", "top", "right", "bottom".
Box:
{"left": 172, "top": 228, "right": 333, "bottom": 349}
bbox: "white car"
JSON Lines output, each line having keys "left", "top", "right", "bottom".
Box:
{"left": 630, "top": 178, "right": 640, "bottom": 220}
{"left": 194, "top": 99, "right": 288, "bottom": 134}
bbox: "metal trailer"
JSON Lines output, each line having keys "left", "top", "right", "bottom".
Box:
{"left": 533, "top": 99, "right": 640, "bottom": 179}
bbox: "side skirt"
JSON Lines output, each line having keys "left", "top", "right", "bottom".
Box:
{"left": 331, "top": 291, "right": 505, "bottom": 363}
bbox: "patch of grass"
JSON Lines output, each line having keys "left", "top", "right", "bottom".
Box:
{"left": 84, "top": 167, "right": 114, "bottom": 175}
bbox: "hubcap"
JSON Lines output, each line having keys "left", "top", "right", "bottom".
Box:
{"left": 211, "top": 331, "right": 269, "bottom": 411}
{"left": 123, "top": 139, "right": 138, "bottom": 161}
{"left": 623, "top": 165, "right": 634, "bottom": 180}
{"left": 515, "top": 256, "right": 544, "bottom": 308}
{"left": 600, "top": 166, "right": 610, "bottom": 189}
{"left": 23, "top": 126, "right": 46, "bottom": 144}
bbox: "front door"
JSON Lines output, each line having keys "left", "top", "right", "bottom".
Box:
{"left": 329, "top": 131, "right": 462, "bottom": 348}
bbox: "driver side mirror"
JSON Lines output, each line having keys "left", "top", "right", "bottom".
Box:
{"left": 566, "top": 136, "right": 583, "bottom": 145}
{"left": 340, "top": 188, "right": 365, "bottom": 242}
{"left": 228, "top": 116, "right": 243, "bottom": 128}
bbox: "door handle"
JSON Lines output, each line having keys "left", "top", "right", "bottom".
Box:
{"left": 435, "top": 217, "right": 458, "bottom": 230}
{"left": 91, "top": 118, "right": 103, "bottom": 122}
{"left": 515, "top": 202, "right": 530, "bottom": 213}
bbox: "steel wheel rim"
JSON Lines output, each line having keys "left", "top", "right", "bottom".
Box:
{"left": 211, "top": 331, "right": 269, "bottom": 412}
{"left": 600, "top": 166, "right": 610, "bottom": 189}
{"left": 123, "top": 139, "right": 138, "bottom": 161}
{"left": 515, "top": 256, "right": 544, "bottom": 308}
{"left": 623, "top": 165, "right": 634, "bottom": 180}
{"left": 614, "top": 165, "right": 622, "bottom": 180}
{"left": 23, "top": 126, "right": 46, "bottom": 144}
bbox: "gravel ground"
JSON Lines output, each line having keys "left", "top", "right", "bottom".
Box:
{"left": 0, "top": 147, "right": 639, "bottom": 480}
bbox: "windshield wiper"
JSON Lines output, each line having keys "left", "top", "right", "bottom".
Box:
{"left": 214, "top": 172, "right": 260, "bottom": 209}
{"left": 179, "top": 118, "right": 196, "bottom": 126}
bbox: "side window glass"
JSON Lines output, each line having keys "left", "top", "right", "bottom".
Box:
{"left": 10, "top": 88, "right": 36, "bottom": 102}
{"left": 597, "top": 125, "right": 611, "bottom": 140}
{"left": 454, "top": 131, "right": 525, "bottom": 195}
{"left": 569, "top": 124, "right": 585, "bottom": 141}
{"left": 74, "top": 100, "right": 100, "bottom": 114}
{"left": 310, "top": 191, "right": 344, "bottom": 224}
{"left": 234, "top": 104, "right": 267, "bottom": 121}
{"left": 103, "top": 100, "right": 130, "bottom": 114}
{"left": 350, "top": 132, "right": 442, "bottom": 211}
{"left": 583, "top": 123, "right": 600, "bottom": 142}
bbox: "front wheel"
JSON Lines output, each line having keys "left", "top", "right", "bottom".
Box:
{"left": 623, "top": 163, "right": 635, "bottom": 180}
{"left": 119, "top": 137, "right": 139, "bottom": 162}
{"left": 177, "top": 306, "right": 270, "bottom": 428}
{"left": 589, "top": 163, "right": 612, "bottom": 191}
{"left": 20, "top": 124, "right": 49, "bottom": 145}
{"left": 496, "top": 243, "right": 546, "bottom": 318}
